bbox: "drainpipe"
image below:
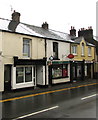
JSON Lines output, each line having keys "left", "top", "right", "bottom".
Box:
{"left": 45, "top": 39, "right": 47, "bottom": 86}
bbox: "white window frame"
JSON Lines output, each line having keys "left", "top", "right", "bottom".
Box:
{"left": 81, "top": 43, "right": 85, "bottom": 56}
{"left": 15, "top": 66, "right": 36, "bottom": 85}
{"left": 72, "top": 45, "right": 77, "bottom": 55}
{"left": 23, "top": 38, "right": 31, "bottom": 58}
{"left": 88, "top": 47, "right": 91, "bottom": 56}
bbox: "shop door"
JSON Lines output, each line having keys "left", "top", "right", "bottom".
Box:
{"left": 72, "top": 64, "right": 82, "bottom": 81}
{"left": 4, "top": 65, "right": 11, "bottom": 91}
{"left": 77, "top": 65, "right": 82, "bottom": 80}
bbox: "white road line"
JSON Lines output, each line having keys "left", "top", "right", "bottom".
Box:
{"left": 81, "top": 94, "right": 97, "bottom": 100}
{"left": 13, "top": 105, "right": 59, "bottom": 120}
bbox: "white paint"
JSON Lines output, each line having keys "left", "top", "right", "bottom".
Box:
{"left": 36, "top": 65, "right": 45, "bottom": 85}
{"left": 81, "top": 94, "right": 97, "bottom": 100}
{"left": 52, "top": 78, "right": 70, "bottom": 84}
{"left": 46, "top": 39, "right": 70, "bottom": 61}
{"left": 12, "top": 66, "right": 35, "bottom": 90}
{"left": 13, "top": 106, "right": 59, "bottom": 120}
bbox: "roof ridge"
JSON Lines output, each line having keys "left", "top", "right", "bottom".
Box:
{"left": 0, "top": 17, "right": 11, "bottom": 21}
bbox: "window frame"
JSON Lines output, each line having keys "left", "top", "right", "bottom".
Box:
{"left": 53, "top": 42, "right": 59, "bottom": 59}
{"left": 88, "top": 46, "right": 92, "bottom": 56}
{"left": 81, "top": 43, "right": 85, "bottom": 56}
{"left": 72, "top": 45, "right": 77, "bottom": 55}
{"left": 16, "top": 66, "right": 34, "bottom": 84}
{"left": 23, "top": 38, "right": 31, "bottom": 58}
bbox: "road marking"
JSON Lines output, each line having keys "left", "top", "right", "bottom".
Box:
{"left": 81, "top": 94, "right": 97, "bottom": 100}
{"left": 0, "top": 82, "right": 97, "bottom": 103}
{"left": 13, "top": 105, "right": 59, "bottom": 120}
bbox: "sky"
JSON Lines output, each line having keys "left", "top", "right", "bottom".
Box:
{"left": 0, "top": 0, "right": 97, "bottom": 36}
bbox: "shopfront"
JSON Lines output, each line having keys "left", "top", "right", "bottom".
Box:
{"left": 11, "top": 56, "right": 46, "bottom": 90}
{"left": 84, "top": 61, "right": 94, "bottom": 79}
{"left": 48, "top": 61, "right": 70, "bottom": 84}
{"left": 70, "top": 61, "right": 85, "bottom": 81}
{"left": 70, "top": 60, "right": 94, "bottom": 81}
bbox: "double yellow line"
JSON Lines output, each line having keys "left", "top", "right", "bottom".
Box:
{"left": 0, "top": 82, "right": 97, "bottom": 103}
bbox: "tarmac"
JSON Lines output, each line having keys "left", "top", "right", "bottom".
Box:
{"left": 1, "top": 79, "right": 98, "bottom": 100}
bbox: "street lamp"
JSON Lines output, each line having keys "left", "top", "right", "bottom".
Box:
{"left": 49, "top": 56, "right": 53, "bottom": 61}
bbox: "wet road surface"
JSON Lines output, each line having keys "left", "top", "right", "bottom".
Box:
{"left": 2, "top": 83, "right": 97, "bottom": 119}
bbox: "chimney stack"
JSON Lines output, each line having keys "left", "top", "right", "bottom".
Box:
{"left": 70, "top": 26, "right": 76, "bottom": 36}
{"left": 8, "top": 10, "right": 21, "bottom": 32}
{"left": 78, "top": 26, "right": 93, "bottom": 42}
{"left": 42, "top": 22, "right": 49, "bottom": 30}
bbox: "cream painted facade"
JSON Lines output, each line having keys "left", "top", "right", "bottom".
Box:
{"left": 0, "top": 31, "right": 46, "bottom": 92}
{"left": 46, "top": 39, "right": 71, "bottom": 84}
{"left": 46, "top": 40, "right": 70, "bottom": 61}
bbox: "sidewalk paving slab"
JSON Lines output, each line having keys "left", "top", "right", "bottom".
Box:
{"left": 1, "top": 79, "right": 97, "bottom": 100}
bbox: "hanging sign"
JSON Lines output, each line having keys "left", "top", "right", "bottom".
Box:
{"left": 67, "top": 54, "right": 74, "bottom": 59}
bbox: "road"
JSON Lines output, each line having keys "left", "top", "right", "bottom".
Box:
{"left": 1, "top": 83, "right": 97, "bottom": 119}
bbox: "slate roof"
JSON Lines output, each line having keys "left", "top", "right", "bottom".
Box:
{"left": 71, "top": 36, "right": 95, "bottom": 47}
{"left": 0, "top": 18, "right": 73, "bottom": 43}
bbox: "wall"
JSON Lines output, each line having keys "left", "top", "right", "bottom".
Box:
{"left": 46, "top": 39, "right": 70, "bottom": 61}
{"left": 0, "top": 31, "right": 45, "bottom": 91}
{"left": 2, "top": 32, "right": 45, "bottom": 63}
{"left": 0, "top": 32, "right": 4, "bottom": 91}
{"left": 72, "top": 39, "right": 95, "bottom": 61}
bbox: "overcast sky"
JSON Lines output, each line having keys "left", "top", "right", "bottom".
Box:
{"left": 0, "top": 0, "right": 97, "bottom": 36}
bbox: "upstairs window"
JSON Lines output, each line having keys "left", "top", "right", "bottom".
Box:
{"left": 81, "top": 43, "right": 85, "bottom": 56}
{"left": 72, "top": 45, "right": 77, "bottom": 55}
{"left": 53, "top": 42, "right": 58, "bottom": 59}
{"left": 88, "top": 47, "right": 91, "bottom": 56}
{"left": 23, "top": 38, "right": 31, "bottom": 58}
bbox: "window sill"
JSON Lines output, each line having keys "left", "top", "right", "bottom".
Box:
{"left": 88, "top": 55, "right": 92, "bottom": 57}
{"left": 73, "top": 54, "right": 77, "bottom": 56}
{"left": 23, "top": 57, "right": 31, "bottom": 59}
{"left": 81, "top": 55, "right": 85, "bottom": 57}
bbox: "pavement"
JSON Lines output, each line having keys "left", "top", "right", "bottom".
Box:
{"left": 2, "top": 79, "right": 97, "bottom": 100}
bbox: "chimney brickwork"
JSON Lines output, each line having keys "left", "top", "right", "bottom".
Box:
{"left": 42, "top": 22, "right": 49, "bottom": 30}
{"left": 8, "top": 10, "right": 21, "bottom": 32}
{"left": 70, "top": 26, "right": 76, "bottom": 36}
{"left": 78, "top": 26, "right": 93, "bottom": 42}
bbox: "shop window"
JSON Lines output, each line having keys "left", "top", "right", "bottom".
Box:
{"left": 16, "top": 67, "right": 33, "bottom": 84}
{"left": 23, "top": 38, "right": 31, "bottom": 58}
{"left": 53, "top": 42, "right": 58, "bottom": 59}
{"left": 62, "top": 65, "right": 68, "bottom": 77}
{"left": 25, "top": 67, "right": 32, "bottom": 82}
{"left": 72, "top": 45, "right": 77, "bottom": 55}
{"left": 52, "top": 64, "right": 68, "bottom": 79}
{"left": 52, "top": 65, "right": 62, "bottom": 78}
{"left": 16, "top": 67, "right": 24, "bottom": 83}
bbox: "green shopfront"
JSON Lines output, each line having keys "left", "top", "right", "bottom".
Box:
{"left": 48, "top": 61, "right": 70, "bottom": 85}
